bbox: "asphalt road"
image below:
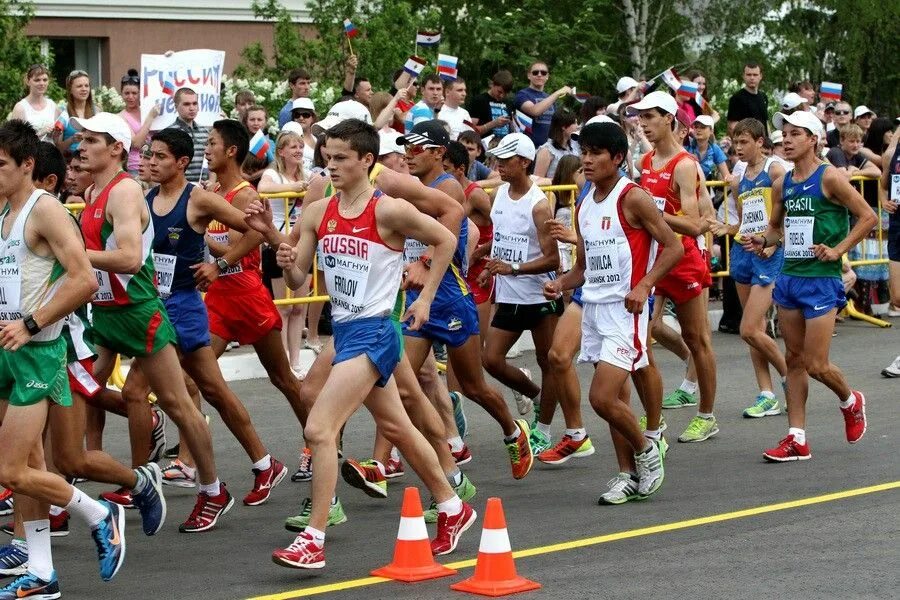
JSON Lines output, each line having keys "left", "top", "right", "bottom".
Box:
{"left": 12, "top": 319, "right": 900, "bottom": 600}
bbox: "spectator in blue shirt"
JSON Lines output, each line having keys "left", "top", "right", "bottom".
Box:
{"left": 403, "top": 74, "right": 444, "bottom": 132}
{"left": 278, "top": 68, "right": 312, "bottom": 127}
{"left": 514, "top": 61, "right": 571, "bottom": 147}
{"left": 690, "top": 114, "right": 731, "bottom": 180}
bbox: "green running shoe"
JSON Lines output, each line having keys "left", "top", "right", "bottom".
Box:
{"left": 529, "top": 427, "right": 552, "bottom": 456}
{"left": 743, "top": 394, "right": 781, "bottom": 418}
{"left": 662, "top": 389, "right": 698, "bottom": 409}
{"left": 284, "top": 497, "right": 347, "bottom": 532}
{"left": 677, "top": 416, "right": 719, "bottom": 443}
{"left": 638, "top": 415, "right": 668, "bottom": 432}
{"left": 424, "top": 473, "right": 477, "bottom": 523}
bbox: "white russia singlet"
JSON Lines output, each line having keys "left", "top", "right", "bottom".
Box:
{"left": 578, "top": 177, "right": 656, "bottom": 304}
{"left": 490, "top": 182, "right": 553, "bottom": 304}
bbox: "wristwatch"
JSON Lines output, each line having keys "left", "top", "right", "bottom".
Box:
{"left": 215, "top": 257, "right": 230, "bottom": 272}
{"left": 23, "top": 314, "right": 41, "bottom": 336}
{"left": 511, "top": 263, "right": 521, "bottom": 275}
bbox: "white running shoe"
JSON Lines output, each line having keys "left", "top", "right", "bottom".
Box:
{"left": 881, "top": 355, "right": 900, "bottom": 378}
{"left": 512, "top": 367, "right": 533, "bottom": 415}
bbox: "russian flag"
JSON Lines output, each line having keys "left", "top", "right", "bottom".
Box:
{"left": 677, "top": 79, "right": 698, "bottom": 100}
{"left": 695, "top": 91, "right": 708, "bottom": 111}
{"left": 661, "top": 67, "right": 681, "bottom": 92}
{"left": 54, "top": 113, "right": 68, "bottom": 132}
{"left": 403, "top": 55, "right": 427, "bottom": 78}
{"left": 162, "top": 77, "right": 176, "bottom": 96}
{"left": 515, "top": 110, "right": 533, "bottom": 134}
{"left": 416, "top": 30, "right": 441, "bottom": 47}
{"left": 343, "top": 18, "right": 359, "bottom": 38}
{"left": 437, "top": 54, "right": 458, "bottom": 81}
{"left": 249, "top": 129, "right": 271, "bottom": 160}
{"left": 820, "top": 81, "right": 842, "bottom": 101}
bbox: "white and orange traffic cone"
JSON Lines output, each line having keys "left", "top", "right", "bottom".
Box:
{"left": 371, "top": 486, "right": 457, "bottom": 582}
{"left": 450, "top": 497, "right": 540, "bottom": 597}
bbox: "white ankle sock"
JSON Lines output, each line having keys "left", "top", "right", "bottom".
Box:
{"left": 537, "top": 422, "right": 551, "bottom": 436}
{"left": 24, "top": 520, "right": 53, "bottom": 580}
{"left": 839, "top": 393, "right": 855, "bottom": 409}
{"left": 565, "top": 428, "right": 586, "bottom": 441}
{"left": 304, "top": 526, "right": 325, "bottom": 545}
{"left": 252, "top": 455, "right": 272, "bottom": 471}
{"left": 679, "top": 379, "right": 698, "bottom": 394}
{"left": 65, "top": 487, "right": 108, "bottom": 528}
{"left": 198, "top": 479, "right": 221, "bottom": 496}
{"left": 448, "top": 436, "right": 465, "bottom": 452}
{"left": 788, "top": 427, "right": 806, "bottom": 444}
{"left": 436, "top": 495, "right": 463, "bottom": 517}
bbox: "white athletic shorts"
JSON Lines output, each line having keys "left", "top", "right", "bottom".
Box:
{"left": 578, "top": 301, "right": 649, "bottom": 371}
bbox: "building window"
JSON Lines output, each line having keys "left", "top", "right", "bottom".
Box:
{"left": 45, "top": 37, "right": 103, "bottom": 88}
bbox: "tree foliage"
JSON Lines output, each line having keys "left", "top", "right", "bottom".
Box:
{"left": 0, "top": 0, "right": 49, "bottom": 117}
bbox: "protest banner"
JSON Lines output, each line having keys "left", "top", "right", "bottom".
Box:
{"left": 141, "top": 49, "right": 226, "bottom": 129}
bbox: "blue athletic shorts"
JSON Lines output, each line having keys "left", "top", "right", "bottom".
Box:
{"left": 402, "top": 293, "right": 479, "bottom": 348}
{"left": 571, "top": 286, "right": 583, "bottom": 307}
{"left": 730, "top": 243, "right": 783, "bottom": 287}
{"left": 164, "top": 289, "right": 211, "bottom": 354}
{"left": 773, "top": 274, "right": 846, "bottom": 319}
{"left": 333, "top": 316, "right": 402, "bottom": 387}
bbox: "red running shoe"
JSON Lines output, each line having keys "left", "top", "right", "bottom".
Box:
{"left": 340, "top": 459, "right": 387, "bottom": 498}
{"left": 243, "top": 459, "right": 287, "bottom": 506}
{"left": 179, "top": 484, "right": 234, "bottom": 533}
{"left": 451, "top": 444, "right": 472, "bottom": 466}
{"left": 384, "top": 457, "right": 405, "bottom": 479}
{"left": 763, "top": 435, "right": 811, "bottom": 462}
{"left": 841, "top": 391, "right": 867, "bottom": 444}
{"left": 272, "top": 531, "right": 325, "bottom": 569}
{"left": 4, "top": 510, "right": 73, "bottom": 537}
{"left": 100, "top": 487, "right": 134, "bottom": 509}
{"left": 506, "top": 419, "right": 534, "bottom": 480}
{"left": 431, "top": 502, "right": 477, "bottom": 556}
{"left": 537, "top": 434, "right": 596, "bottom": 465}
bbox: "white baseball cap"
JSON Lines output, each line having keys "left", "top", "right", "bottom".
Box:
{"left": 71, "top": 112, "right": 132, "bottom": 150}
{"left": 853, "top": 105, "right": 875, "bottom": 119}
{"left": 693, "top": 114, "right": 715, "bottom": 128}
{"left": 606, "top": 101, "right": 623, "bottom": 115}
{"left": 770, "top": 130, "right": 784, "bottom": 145}
{"left": 571, "top": 115, "right": 617, "bottom": 140}
{"left": 487, "top": 132, "right": 536, "bottom": 160}
{"left": 279, "top": 121, "right": 304, "bottom": 136}
{"left": 616, "top": 76, "right": 639, "bottom": 94}
{"left": 626, "top": 91, "right": 678, "bottom": 117}
{"left": 313, "top": 99, "right": 372, "bottom": 133}
{"left": 291, "top": 98, "right": 316, "bottom": 112}
{"left": 781, "top": 92, "right": 807, "bottom": 110}
{"left": 772, "top": 111, "right": 824, "bottom": 140}
{"left": 378, "top": 130, "right": 405, "bottom": 156}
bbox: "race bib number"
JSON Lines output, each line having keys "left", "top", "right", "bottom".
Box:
{"left": 891, "top": 174, "right": 900, "bottom": 202}
{"left": 584, "top": 238, "right": 621, "bottom": 286}
{"left": 404, "top": 239, "right": 428, "bottom": 264}
{"left": 653, "top": 196, "right": 667, "bottom": 213}
{"left": 153, "top": 253, "right": 177, "bottom": 298}
{"left": 207, "top": 232, "right": 242, "bottom": 276}
{"left": 491, "top": 231, "right": 529, "bottom": 263}
{"left": 93, "top": 269, "right": 115, "bottom": 303}
{"left": 323, "top": 254, "right": 371, "bottom": 314}
{"left": 0, "top": 262, "right": 22, "bottom": 319}
{"left": 738, "top": 194, "right": 769, "bottom": 237}
{"left": 784, "top": 216, "right": 815, "bottom": 259}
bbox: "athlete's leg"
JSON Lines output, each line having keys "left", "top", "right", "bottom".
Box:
{"left": 802, "top": 310, "right": 852, "bottom": 401}
{"left": 420, "top": 354, "right": 458, "bottom": 439}
{"left": 476, "top": 300, "right": 492, "bottom": 343}
{"left": 674, "top": 294, "right": 717, "bottom": 413}
{"left": 738, "top": 283, "right": 787, "bottom": 388}
{"left": 135, "top": 346, "right": 217, "bottom": 485}
{"left": 182, "top": 347, "right": 267, "bottom": 463}
{"left": 273, "top": 276, "right": 309, "bottom": 368}
{"left": 778, "top": 308, "right": 808, "bottom": 429}
{"left": 250, "top": 331, "right": 308, "bottom": 428}
{"left": 588, "top": 364, "right": 644, "bottom": 451}
{"left": 305, "top": 281, "right": 326, "bottom": 349}
{"left": 102, "top": 350, "right": 152, "bottom": 469}
{"left": 482, "top": 328, "right": 540, "bottom": 398}
{"left": 530, "top": 314, "right": 560, "bottom": 430}
{"left": 633, "top": 350, "right": 661, "bottom": 431}
{"left": 547, "top": 303, "right": 583, "bottom": 429}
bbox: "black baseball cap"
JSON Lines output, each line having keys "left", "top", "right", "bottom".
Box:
{"left": 398, "top": 120, "right": 450, "bottom": 148}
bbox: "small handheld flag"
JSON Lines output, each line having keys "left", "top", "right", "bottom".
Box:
{"left": 162, "top": 78, "right": 176, "bottom": 96}
{"left": 695, "top": 91, "right": 709, "bottom": 112}
{"left": 249, "top": 129, "right": 271, "bottom": 161}
{"left": 514, "top": 110, "right": 533, "bottom": 134}
{"left": 677, "top": 80, "right": 698, "bottom": 100}
{"left": 416, "top": 30, "right": 441, "bottom": 47}
{"left": 437, "top": 54, "right": 458, "bottom": 81}
{"left": 820, "top": 81, "right": 842, "bottom": 102}
{"left": 403, "top": 55, "right": 427, "bottom": 79}
{"left": 574, "top": 90, "right": 591, "bottom": 104}
{"left": 54, "top": 113, "right": 68, "bottom": 132}
{"left": 661, "top": 67, "right": 681, "bottom": 92}
{"left": 343, "top": 19, "right": 359, "bottom": 38}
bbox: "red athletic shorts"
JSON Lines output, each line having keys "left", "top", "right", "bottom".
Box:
{"left": 699, "top": 249, "right": 713, "bottom": 288}
{"left": 205, "top": 284, "right": 283, "bottom": 345}
{"left": 465, "top": 260, "right": 493, "bottom": 305}
{"left": 655, "top": 241, "right": 710, "bottom": 305}
{"left": 67, "top": 357, "right": 101, "bottom": 399}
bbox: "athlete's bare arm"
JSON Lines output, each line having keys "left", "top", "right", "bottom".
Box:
{"left": 661, "top": 159, "right": 704, "bottom": 237}
{"left": 747, "top": 175, "right": 786, "bottom": 253}
{"left": 1, "top": 196, "right": 98, "bottom": 351}
{"left": 188, "top": 186, "right": 250, "bottom": 232}
{"left": 87, "top": 177, "right": 149, "bottom": 274}
{"left": 814, "top": 166, "right": 878, "bottom": 261}
{"left": 545, "top": 215, "right": 586, "bottom": 297}
{"left": 193, "top": 187, "right": 266, "bottom": 288}
{"left": 374, "top": 167, "right": 464, "bottom": 236}
{"left": 622, "top": 187, "right": 684, "bottom": 314}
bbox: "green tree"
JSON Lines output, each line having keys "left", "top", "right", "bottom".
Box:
{"left": 0, "top": 0, "right": 48, "bottom": 117}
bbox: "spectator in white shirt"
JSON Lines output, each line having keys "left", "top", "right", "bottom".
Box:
{"left": 437, "top": 78, "right": 474, "bottom": 141}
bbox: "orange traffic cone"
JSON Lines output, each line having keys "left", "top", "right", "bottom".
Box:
{"left": 450, "top": 497, "right": 540, "bottom": 597}
{"left": 371, "top": 486, "right": 457, "bottom": 582}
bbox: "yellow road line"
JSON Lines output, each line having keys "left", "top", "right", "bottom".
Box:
{"left": 247, "top": 480, "right": 900, "bottom": 600}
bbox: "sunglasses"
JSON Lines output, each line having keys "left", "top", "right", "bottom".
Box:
{"left": 294, "top": 112, "right": 314, "bottom": 119}
{"left": 404, "top": 144, "right": 435, "bottom": 156}
{"left": 834, "top": 110, "right": 850, "bottom": 115}
{"left": 121, "top": 75, "right": 140, "bottom": 85}
{"left": 531, "top": 70, "right": 549, "bottom": 76}
{"left": 68, "top": 69, "right": 89, "bottom": 79}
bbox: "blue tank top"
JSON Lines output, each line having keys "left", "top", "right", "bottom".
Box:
{"left": 738, "top": 162, "right": 773, "bottom": 195}
{"left": 147, "top": 183, "right": 207, "bottom": 297}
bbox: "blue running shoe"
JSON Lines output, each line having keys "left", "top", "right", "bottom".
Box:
{"left": 450, "top": 392, "right": 468, "bottom": 439}
{"left": 92, "top": 501, "right": 125, "bottom": 581}
{"left": 131, "top": 463, "right": 166, "bottom": 536}
{"left": 0, "top": 490, "right": 12, "bottom": 517}
{"left": 0, "top": 542, "right": 27, "bottom": 576}
{"left": 0, "top": 571, "right": 60, "bottom": 599}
